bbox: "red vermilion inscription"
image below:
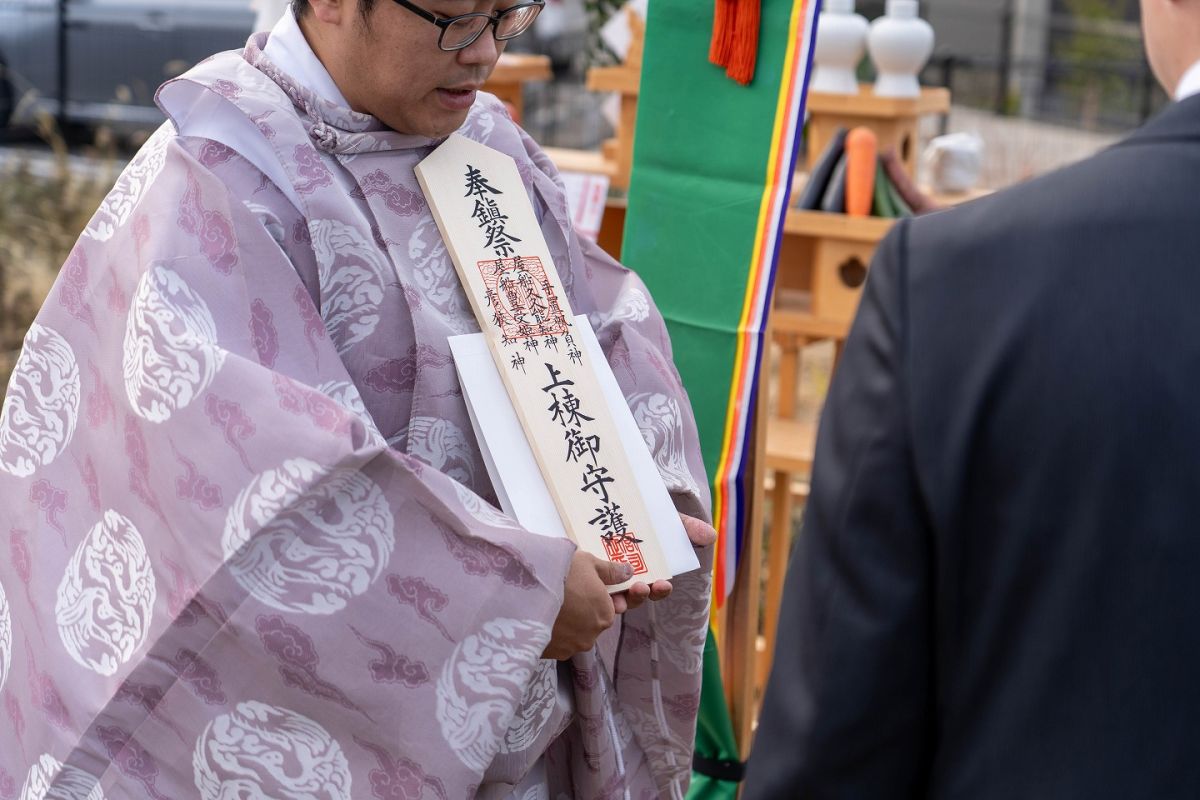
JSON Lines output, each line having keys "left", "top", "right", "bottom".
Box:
{"left": 477, "top": 256, "right": 569, "bottom": 341}
{"left": 603, "top": 536, "right": 649, "bottom": 576}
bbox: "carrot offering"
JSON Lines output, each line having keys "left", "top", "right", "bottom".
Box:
{"left": 844, "top": 126, "right": 878, "bottom": 217}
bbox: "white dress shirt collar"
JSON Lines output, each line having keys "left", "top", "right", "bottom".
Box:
{"left": 262, "top": 8, "right": 351, "bottom": 108}
{"left": 1174, "top": 58, "right": 1200, "bottom": 102}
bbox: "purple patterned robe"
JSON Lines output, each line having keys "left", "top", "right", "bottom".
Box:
{"left": 0, "top": 33, "right": 712, "bottom": 800}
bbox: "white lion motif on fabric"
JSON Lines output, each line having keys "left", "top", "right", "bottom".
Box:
{"left": 83, "top": 123, "right": 171, "bottom": 242}
{"left": 0, "top": 323, "right": 81, "bottom": 477}
{"left": 192, "top": 701, "right": 352, "bottom": 800}
{"left": 55, "top": 509, "right": 158, "bottom": 677}
{"left": 461, "top": 105, "right": 498, "bottom": 143}
{"left": 0, "top": 580, "right": 11, "bottom": 693}
{"left": 123, "top": 265, "right": 226, "bottom": 423}
{"left": 452, "top": 480, "right": 518, "bottom": 530}
{"left": 436, "top": 617, "right": 551, "bottom": 771}
{"left": 404, "top": 218, "right": 473, "bottom": 329}
{"left": 604, "top": 285, "right": 651, "bottom": 325}
{"left": 650, "top": 586, "right": 708, "bottom": 676}
{"left": 405, "top": 416, "right": 475, "bottom": 487}
{"left": 310, "top": 219, "right": 387, "bottom": 354}
{"left": 499, "top": 659, "right": 560, "bottom": 755}
{"left": 629, "top": 392, "right": 703, "bottom": 498}
{"left": 223, "top": 458, "right": 394, "bottom": 614}
{"left": 20, "top": 753, "right": 106, "bottom": 800}
{"left": 622, "top": 704, "right": 694, "bottom": 792}
{"left": 316, "top": 380, "right": 386, "bottom": 447}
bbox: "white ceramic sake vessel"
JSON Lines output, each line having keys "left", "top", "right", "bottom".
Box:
{"left": 867, "top": 0, "right": 935, "bottom": 99}
{"left": 811, "top": 0, "right": 869, "bottom": 96}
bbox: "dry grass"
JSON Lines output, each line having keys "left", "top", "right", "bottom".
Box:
{"left": 0, "top": 117, "right": 118, "bottom": 389}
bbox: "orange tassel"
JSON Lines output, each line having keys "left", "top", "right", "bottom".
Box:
{"left": 710, "top": 0, "right": 736, "bottom": 68}
{"left": 725, "top": 0, "right": 760, "bottom": 85}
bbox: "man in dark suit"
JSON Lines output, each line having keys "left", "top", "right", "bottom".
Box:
{"left": 745, "top": 1, "right": 1200, "bottom": 796}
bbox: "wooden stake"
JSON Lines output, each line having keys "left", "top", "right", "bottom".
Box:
{"left": 416, "top": 134, "right": 673, "bottom": 585}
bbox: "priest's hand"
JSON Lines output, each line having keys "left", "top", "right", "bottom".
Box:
{"left": 542, "top": 551, "right": 632, "bottom": 660}
{"left": 620, "top": 513, "right": 718, "bottom": 611}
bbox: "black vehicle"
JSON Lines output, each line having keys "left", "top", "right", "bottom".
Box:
{"left": 0, "top": 0, "right": 254, "bottom": 132}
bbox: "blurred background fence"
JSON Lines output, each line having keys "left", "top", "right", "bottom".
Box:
{"left": 897, "top": 0, "right": 1165, "bottom": 133}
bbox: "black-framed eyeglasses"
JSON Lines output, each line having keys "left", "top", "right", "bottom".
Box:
{"left": 390, "top": 0, "right": 545, "bottom": 52}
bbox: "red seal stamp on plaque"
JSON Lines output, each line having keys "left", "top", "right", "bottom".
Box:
{"left": 602, "top": 536, "right": 649, "bottom": 576}
{"left": 477, "top": 256, "right": 570, "bottom": 340}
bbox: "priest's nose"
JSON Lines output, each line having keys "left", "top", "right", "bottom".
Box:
{"left": 458, "top": 24, "right": 502, "bottom": 67}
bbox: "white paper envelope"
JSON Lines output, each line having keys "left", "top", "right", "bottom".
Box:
{"left": 449, "top": 315, "right": 701, "bottom": 578}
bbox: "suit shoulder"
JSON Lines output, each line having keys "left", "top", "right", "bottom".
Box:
{"left": 902, "top": 138, "right": 1191, "bottom": 285}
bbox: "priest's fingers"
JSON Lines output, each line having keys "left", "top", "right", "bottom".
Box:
{"left": 680, "top": 514, "right": 717, "bottom": 548}
{"left": 621, "top": 580, "right": 673, "bottom": 612}
{"left": 623, "top": 582, "right": 652, "bottom": 611}
{"left": 596, "top": 558, "right": 636, "bottom": 586}
{"left": 542, "top": 552, "right": 624, "bottom": 659}
{"left": 611, "top": 592, "right": 630, "bottom": 614}
{"left": 647, "top": 580, "right": 673, "bottom": 601}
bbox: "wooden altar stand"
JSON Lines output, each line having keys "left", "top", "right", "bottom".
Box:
{"left": 806, "top": 84, "right": 951, "bottom": 177}
{"left": 583, "top": 9, "right": 645, "bottom": 191}
{"left": 483, "top": 53, "right": 552, "bottom": 124}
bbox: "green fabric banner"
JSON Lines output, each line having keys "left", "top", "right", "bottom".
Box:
{"left": 625, "top": 0, "right": 817, "bottom": 603}
{"left": 622, "top": 0, "right": 819, "bottom": 794}
{"left": 686, "top": 630, "right": 743, "bottom": 799}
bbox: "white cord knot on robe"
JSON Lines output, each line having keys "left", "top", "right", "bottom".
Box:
{"left": 309, "top": 121, "right": 340, "bottom": 153}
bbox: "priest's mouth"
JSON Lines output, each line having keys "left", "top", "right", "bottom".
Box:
{"left": 437, "top": 87, "right": 478, "bottom": 110}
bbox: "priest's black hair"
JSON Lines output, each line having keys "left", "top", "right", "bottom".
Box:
{"left": 291, "top": 0, "right": 378, "bottom": 19}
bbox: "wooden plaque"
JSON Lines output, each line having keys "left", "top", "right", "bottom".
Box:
{"left": 416, "top": 134, "right": 672, "bottom": 584}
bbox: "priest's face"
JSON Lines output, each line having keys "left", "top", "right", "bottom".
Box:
{"left": 304, "top": 0, "right": 512, "bottom": 138}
